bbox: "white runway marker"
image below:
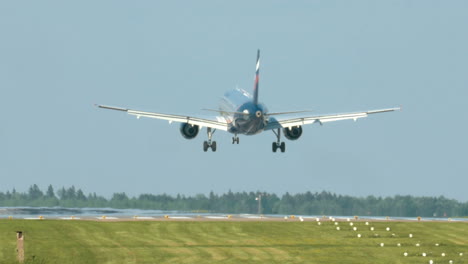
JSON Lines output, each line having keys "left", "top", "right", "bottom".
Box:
{"left": 96, "top": 217, "right": 118, "bottom": 220}
{"left": 205, "top": 216, "right": 227, "bottom": 219}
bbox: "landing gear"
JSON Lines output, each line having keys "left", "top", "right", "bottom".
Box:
{"left": 232, "top": 134, "right": 240, "bottom": 144}
{"left": 272, "top": 128, "right": 286, "bottom": 153}
{"left": 272, "top": 142, "right": 286, "bottom": 153}
{"left": 209, "top": 141, "right": 217, "bottom": 152}
{"left": 203, "top": 128, "right": 217, "bottom": 152}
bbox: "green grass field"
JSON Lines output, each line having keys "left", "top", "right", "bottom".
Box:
{"left": 1, "top": 219, "right": 467, "bottom": 263}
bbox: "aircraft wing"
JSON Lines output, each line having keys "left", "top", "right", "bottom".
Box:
{"left": 264, "top": 107, "right": 400, "bottom": 130}
{"left": 97, "top": 105, "right": 229, "bottom": 131}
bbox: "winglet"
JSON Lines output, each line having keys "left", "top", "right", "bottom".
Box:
{"left": 253, "top": 49, "right": 260, "bottom": 105}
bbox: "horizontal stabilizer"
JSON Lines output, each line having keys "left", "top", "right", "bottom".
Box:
{"left": 202, "top": 108, "right": 250, "bottom": 116}
{"left": 266, "top": 110, "right": 312, "bottom": 116}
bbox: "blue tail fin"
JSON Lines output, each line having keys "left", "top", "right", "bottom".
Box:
{"left": 253, "top": 49, "right": 260, "bottom": 105}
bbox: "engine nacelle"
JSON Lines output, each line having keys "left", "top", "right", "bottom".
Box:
{"left": 179, "top": 123, "right": 199, "bottom": 139}
{"left": 284, "top": 126, "right": 303, "bottom": 140}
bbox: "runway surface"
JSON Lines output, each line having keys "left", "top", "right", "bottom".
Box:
{"left": 1, "top": 207, "right": 467, "bottom": 222}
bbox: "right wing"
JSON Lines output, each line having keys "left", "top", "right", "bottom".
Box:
{"left": 96, "top": 105, "right": 228, "bottom": 131}
{"left": 265, "top": 107, "right": 400, "bottom": 130}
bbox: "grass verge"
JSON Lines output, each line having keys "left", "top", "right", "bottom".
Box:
{"left": 0, "top": 219, "right": 467, "bottom": 263}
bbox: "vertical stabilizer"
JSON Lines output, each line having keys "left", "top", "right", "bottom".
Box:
{"left": 253, "top": 49, "right": 260, "bottom": 105}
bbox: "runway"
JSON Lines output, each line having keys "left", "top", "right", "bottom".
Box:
{"left": 1, "top": 207, "right": 467, "bottom": 222}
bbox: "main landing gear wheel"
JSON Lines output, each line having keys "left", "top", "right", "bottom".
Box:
{"left": 211, "top": 141, "right": 217, "bottom": 152}
{"left": 232, "top": 136, "right": 240, "bottom": 144}
{"left": 203, "top": 140, "right": 217, "bottom": 152}
{"left": 203, "top": 127, "right": 217, "bottom": 152}
{"left": 272, "top": 128, "right": 286, "bottom": 153}
{"left": 272, "top": 142, "right": 286, "bottom": 153}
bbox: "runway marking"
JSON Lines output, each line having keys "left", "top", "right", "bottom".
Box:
{"left": 242, "top": 216, "right": 264, "bottom": 219}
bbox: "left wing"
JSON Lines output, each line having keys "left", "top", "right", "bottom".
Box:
{"left": 97, "top": 105, "right": 229, "bottom": 131}
{"left": 265, "top": 107, "right": 400, "bottom": 130}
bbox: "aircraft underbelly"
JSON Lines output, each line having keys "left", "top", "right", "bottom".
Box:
{"left": 228, "top": 117, "right": 264, "bottom": 135}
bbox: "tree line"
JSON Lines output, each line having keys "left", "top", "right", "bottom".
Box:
{"left": 1, "top": 184, "right": 467, "bottom": 217}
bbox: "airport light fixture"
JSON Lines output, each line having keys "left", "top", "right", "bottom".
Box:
{"left": 255, "top": 193, "right": 267, "bottom": 215}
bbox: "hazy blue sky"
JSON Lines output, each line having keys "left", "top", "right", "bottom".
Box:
{"left": 1, "top": 1, "right": 467, "bottom": 201}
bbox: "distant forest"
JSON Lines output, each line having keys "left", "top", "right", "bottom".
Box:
{"left": 1, "top": 184, "right": 467, "bottom": 217}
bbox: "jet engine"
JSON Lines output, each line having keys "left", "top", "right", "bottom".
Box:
{"left": 284, "top": 126, "right": 303, "bottom": 140}
{"left": 179, "top": 123, "right": 199, "bottom": 139}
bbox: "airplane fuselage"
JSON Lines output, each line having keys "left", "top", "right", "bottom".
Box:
{"left": 220, "top": 88, "right": 268, "bottom": 135}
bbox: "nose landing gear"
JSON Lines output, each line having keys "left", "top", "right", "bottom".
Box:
{"left": 232, "top": 134, "right": 240, "bottom": 144}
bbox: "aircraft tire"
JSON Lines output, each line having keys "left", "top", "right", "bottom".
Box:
{"left": 280, "top": 142, "right": 286, "bottom": 153}
{"left": 236, "top": 138, "right": 240, "bottom": 144}
{"left": 272, "top": 142, "right": 277, "bottom": 153}
{"left": 212, "top": 141, "right": 217, "bottom": 152}
{"left": 203, "top": 141, "right": 209, "bottom": 152}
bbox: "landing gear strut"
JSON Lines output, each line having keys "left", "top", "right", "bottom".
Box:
{"left": 232, "top": 134, "right": 240, "bottom": 144}
{"left": 203, "top": 128, "right": 217, "bottom": 152}
{"left": 272, "top": 128, "right": 286, "bottom": 153}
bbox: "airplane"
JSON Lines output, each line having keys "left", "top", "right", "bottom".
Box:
{"left": 97, "top": 50, "right": 399, "bottom": 153}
